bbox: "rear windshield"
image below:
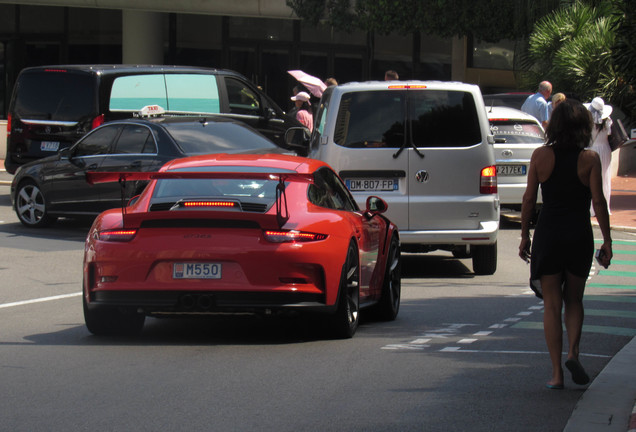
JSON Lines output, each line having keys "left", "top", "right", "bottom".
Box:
{"left": 151, "top": 166, "right": 294, "bottom": 211}
{"left": 164, "top": 120, "right": 279, "bottom": 155}
{"left": 333, "top": 89, "right": 482, "bottom": 148}
{"left": 490, "top": 120, "right": 544, "bottom": 144}
{"left": 14, "top": 71, "right": 96, "bottom": 121}
{"left": 110, "top": 74, "right": 221, "bottom": 114}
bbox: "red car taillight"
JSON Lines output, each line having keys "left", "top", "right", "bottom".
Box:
{"left": 264, "top": 230, "right": 328, "bottom": 243}
{"left": 91, "top": 114, "right": 105, "bottom": 130}
{"left": 480, "top": 165, "right": 497, "bottom": 194}
{"left": 97, "top": 229, "right": 138, "bottom": 242}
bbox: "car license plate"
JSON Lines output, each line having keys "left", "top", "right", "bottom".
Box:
{"left": 40, "top": 141, "right": 60, "bottom": 151}
{"left": 173, "top": 262, "right": 222, "bottom": 279}
{"left": 497, "top": 165, "right": 526, "bottom": 176}
{"left": 346, "top": 179, "right": 398, "bottom": 192}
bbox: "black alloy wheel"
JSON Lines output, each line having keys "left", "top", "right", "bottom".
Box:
{"left": 330, "top": 241, "right": 360, "bottom": 338}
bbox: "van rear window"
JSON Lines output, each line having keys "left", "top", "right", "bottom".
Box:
{"left": 333, "top": 89, "right": 482, "bottom": 149}
{"left": 14, "top": 72, "right": 96, "bottom": 121}
{"left": 110, "top": 74, "right": 221, "bottom": 114}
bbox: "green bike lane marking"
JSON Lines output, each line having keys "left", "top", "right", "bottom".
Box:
{"left": 595, "top": 240, "right": 636, "bottom": 246}
{"left": 609, "top": 260, "right": 636, "bottom": 265}
{"left": 585, "top": 295, "right": 636, "bottom": 303}
{"left": 598, "top": 270, "right": 636, "bottom": 277}
{"left": 513, "top": 321, "right": 636, "bottom": 337}
{"left": 587, "top": 283, "right": 636, "bottom": 290}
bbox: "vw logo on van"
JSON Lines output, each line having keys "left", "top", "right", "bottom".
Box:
{"left": 44, "top": 126, "right": 51, "bottom": 134}
{"left": 415, "top": 170, "right": 429, "bottom": 183}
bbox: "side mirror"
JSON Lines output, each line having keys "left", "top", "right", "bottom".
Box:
{"left": 365, "top": 196, "right": 388, "bottom": 215}
{"left": 264, "top": 107, "right": 276, "bottom": 120}
{"left": 284, "top": 126, "right": 311, "bottom": 150}
{"left": 58, "top": 147, "right": 72, "bottom": 160}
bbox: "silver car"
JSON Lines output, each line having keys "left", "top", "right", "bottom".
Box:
{"left": 488, "top": 106, "right": 545, "bottom": 210}
{"left": 290, "top": 81, "right": 500, "bottom": 275}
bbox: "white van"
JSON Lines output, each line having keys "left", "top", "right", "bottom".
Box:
{"left": 289, "top": 81, "right": 499, "bottom": 275}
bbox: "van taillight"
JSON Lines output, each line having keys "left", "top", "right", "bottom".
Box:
{"left": 480, "top": 165, "right": 497, "bottom": 194}
{"left": 91, "top": 114, "right": 105, "bottom": 130}
{"left": 6, "top": 113, "right": 11, "bottom": 136}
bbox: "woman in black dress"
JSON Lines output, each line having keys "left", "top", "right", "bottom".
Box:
{"left": 519, "top": 99, "right": 612, "bottom": 389}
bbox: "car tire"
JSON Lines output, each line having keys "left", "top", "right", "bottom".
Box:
{"left": 330, "top": 241, "right": 360, "bottom": 339}
{"left": 83, "top": 287, "right": 145, "bottom": 336}
{"left": 14, "top": 180, "right": 57, "bottom": 228}
{"left": 375, "top": 234, "right": 401, "bottom": 321}
{"left": 472, "top": 242, "right": 497, "bottom": 275}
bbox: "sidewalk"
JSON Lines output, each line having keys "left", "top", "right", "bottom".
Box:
{"left": 1, "top": 160, "right": 636, "bottom": 430}
{"left": 605, "top": 174, "right": 636, "bottom": 233}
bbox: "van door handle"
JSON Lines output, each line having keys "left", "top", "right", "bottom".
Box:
{"left": 87, "top": 163, "right": 98, "bottom": 170}
{"left": 129, "top": 161, "right": 142, "bottom": 168}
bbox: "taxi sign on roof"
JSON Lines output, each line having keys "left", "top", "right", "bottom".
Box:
{"left": 138, "top": 105, "right": 165, "bottom": 117}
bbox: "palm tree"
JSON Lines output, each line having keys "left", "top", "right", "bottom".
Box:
{"left": 521, "top": 0, "right": 621, "bottom": 103}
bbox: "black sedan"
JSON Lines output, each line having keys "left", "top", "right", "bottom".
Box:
{"left": 11, "top": 115, "right": 291, "bottom": 227}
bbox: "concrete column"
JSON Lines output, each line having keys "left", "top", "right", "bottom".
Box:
{"left": 451, "top": 36, "right": 467, "bottom": 83}
{"left": 122, "top": 10, "right": 163, "bottom": 64}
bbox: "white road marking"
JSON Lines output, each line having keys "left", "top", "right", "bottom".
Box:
{"left": 0, "top": 292, "right": 82, "bottom": 309}
{"left": 473, "top": 331, "right": 492, "bottom": 336}
{"left": 410, "top": 338, "right": 431, "bottom": 344}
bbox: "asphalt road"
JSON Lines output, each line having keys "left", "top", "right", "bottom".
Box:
{"left": 1, "top": 185, "right": 636, "bottom": 432}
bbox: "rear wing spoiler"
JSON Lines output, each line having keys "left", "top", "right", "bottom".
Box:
{"left": 86, "top": 170, "right": 314, "bottom": 228}
{"left": 85, "top": 171, "right": 314, "bottom": 185}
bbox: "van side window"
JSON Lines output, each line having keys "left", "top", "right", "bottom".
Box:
{"left": 74, "top": 125, "right": 120, "bottom": 157}
{"left": 110, "top": 75, "right": 168, "bottom": 111}
{"left": 410, "top": 91, "right": 481, "bottom": 148}
{"left": 225, "top": 78, "right": 261, "bottom": 116}
{"left": 109, "top": 74, "right": 221, "bottom": 114}
{"left": 113, "top": 125, "right": 156, "bottom": 154}
{"left": 334, "top": 91, "right": 406, "bottom": 148}
{"left": 164, "top": 74, "right": 220, "bottom": 113}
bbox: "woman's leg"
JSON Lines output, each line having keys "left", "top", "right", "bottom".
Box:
{"left": 562, "top": 271, "right": 586, "bottom": 361}
{"left": 541, "top": 273, "right": 565, "bottom": 386}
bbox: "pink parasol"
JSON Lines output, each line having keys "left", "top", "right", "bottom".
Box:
{"left": 287, "top": 70, "right": 327, "bottom": 98}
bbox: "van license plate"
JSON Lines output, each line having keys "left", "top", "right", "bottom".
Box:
{"left": 173, "top": 262, "right": 222, "bottom": 279}
{"left": 40, "top": 141, "right": 60, "bottom": 151}
{"left": 346, "top": 179, "right": 398, "bottom": 192}
{"left": 497, "top": 165, "right": 526, "bottom": 176}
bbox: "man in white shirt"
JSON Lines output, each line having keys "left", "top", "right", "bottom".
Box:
{"left": 521, "top": 81, "right": 552, "bottom": 128}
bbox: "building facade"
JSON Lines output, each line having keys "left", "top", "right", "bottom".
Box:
{"left": 0, "top": 1, "right": 518, "bottom": 118}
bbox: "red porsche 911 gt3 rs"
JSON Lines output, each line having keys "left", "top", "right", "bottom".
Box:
{"left": 83, "top": 153, "right": 401, "bottom": 338}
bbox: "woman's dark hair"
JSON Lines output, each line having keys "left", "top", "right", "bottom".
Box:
{"left": 545, "top": 99, "right": 592, "bottom": 151}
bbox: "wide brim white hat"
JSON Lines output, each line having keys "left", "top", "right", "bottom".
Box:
{"left": 584, "top": 97, "right": 612, "bottom": 121}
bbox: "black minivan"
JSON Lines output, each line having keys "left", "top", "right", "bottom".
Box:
{"left": 5, "top": 64, "right": 301, "bottom": 174}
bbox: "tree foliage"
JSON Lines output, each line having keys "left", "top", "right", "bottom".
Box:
{"left": 522, "top": 0, "right": 634, "bottom": 119}
{"left": 611, "top": 0, "right": 636, "bottom": 118}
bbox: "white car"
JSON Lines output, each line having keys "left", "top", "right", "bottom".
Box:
{"left": 288, "top": 81, "right": 500, "bottom": 275}
{"left": 487, "top": 106, "right": 545, "bottom": 209}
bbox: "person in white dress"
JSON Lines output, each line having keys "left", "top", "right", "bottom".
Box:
{"left": 585, "top": 97, "right": 613, "bottom": 215}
